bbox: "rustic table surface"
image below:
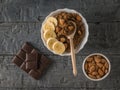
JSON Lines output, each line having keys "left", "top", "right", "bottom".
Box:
{"left": 0, "top": 0, "right": 120, "bottom": 90}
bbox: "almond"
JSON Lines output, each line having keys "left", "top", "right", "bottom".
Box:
{"left": 60, "top": 37, "right": 66, "bottom": 42}
{"left": 86, "top": 57, "right": 93, "bottom": 62}
{"left": 89, "top": 65, "right": 95, "bottom": 73}
{"left": 84, "top": 62, "right": 88, "bottom": 71}
{"left": 78, "top": 30, "right": 82, "bottom": 35}
{"left": 68, "top": 25, "right": 74, "bottom": 31}
{"left": 98, "top": 69, "right": 104, "bottom": 76}
{"left": 97, "top": 63, "right": 103, "bottom": 68}
{"left": 88, "top": 74, "right": 96, "bottom": 79}
{"left": 95, "top": 65, "right": 99, "bottom": 71}
{"left": 101, "top": 59, "right": 106, "bottom": 64}
{"left": 96, "top": 55, "right": 102, "bottom": 59}
{"left": 102, "top": 66, "right": 105, "bottom": 72}
{"left": 88, "top": 63, "right": 93, "bottom": 67}
{"left": 76, "top": 15, "right": 82, "bottom": 21}
{"left": 91, "top": 60, "right": 96, "bottom": 65}
{"left": 96, "top": 75, "right": 101, "bottom": 79}
{"left": 105, "top": 62, "right": 109, "bottom": 69}
{"left": 105, "top": 69, "right": 108, "bottom": 74}
{"left": 59, "top": 19, "right": 65, "bottom": 25}
{"left": 92, "top": 72, "right": 98, "bottom": 76}
{"left": 94, "top": 56, "right": 101, "bottom": 63}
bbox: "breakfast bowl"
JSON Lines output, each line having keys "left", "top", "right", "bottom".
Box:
{"left": 41, "top": 8, "right": 89, "bottom": 56}
{"left": 82, "top": 53, "right": 111, "bottom": 81}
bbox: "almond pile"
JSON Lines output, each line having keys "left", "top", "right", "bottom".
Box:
{"left": 84, "top": 55, "right": 109, "bottom": 79}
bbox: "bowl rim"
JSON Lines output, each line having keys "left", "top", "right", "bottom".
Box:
{"left": 82, "top": 53, "right": 111, "bottom": 81}
{"left": 40, "top": 8, "right": 89, "bottom": 56}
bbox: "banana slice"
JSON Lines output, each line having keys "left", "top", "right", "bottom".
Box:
{"left": 44, "top": 30, "right": 56, "bottom": 41}
{"left": 42, "top": 22, "right": 55, "bottom": 32}
{"left": 53, "top": 41, "right": 65, "bottom": 54}
{"left": 47, "top": 38, "right": 57, "bottom": 50}
{"left": 47, "top": 17, "right": 58, "bottom": 26}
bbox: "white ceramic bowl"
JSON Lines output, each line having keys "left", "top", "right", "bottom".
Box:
{"left": 41, "top": 8, "right": 89, "bottom": 56}
{"left": 82, "top": 53, "right": 111, "bottom": 81}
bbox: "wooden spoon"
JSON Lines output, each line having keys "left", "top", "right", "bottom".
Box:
{"left": 67, "top": 21, "right": 77, "bottom": 76}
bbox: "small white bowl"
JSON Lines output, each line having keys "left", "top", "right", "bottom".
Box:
{"left": 41, "top": 8, "right": 89, "bottom": 56}
{"left": 82, "top": 53, "right": 111, "bottom": 81}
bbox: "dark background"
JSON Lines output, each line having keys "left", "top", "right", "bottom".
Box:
{"left": 0, "top": 0, "right": 120, "bottom": 90}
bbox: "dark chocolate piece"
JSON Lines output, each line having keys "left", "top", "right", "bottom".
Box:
{"left": 12, "top": 42, "right": 51, "bottom": 80}
{"left": 29, "top": 70, "right": 42, "bottom": 80}
{"left": 40, "top": 55, "right": 51, "bottom": 65}
{"left": 12, "top": 56, "right": 24, "bottom": 67}
{"left": 26, "top": 53, "right": 38, "bottom": 69}
{"left": 22, "top": 42, "right": 33, "bottom": 53}
{"left": 16, "top": 50, "right": 26, "bottom": 60}
{"left": 20, "top": 62, "right": 30, "bottom": 73}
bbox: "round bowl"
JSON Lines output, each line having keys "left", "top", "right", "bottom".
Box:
{"left": 82, "top": 53, "right": 111, "bottom": 81}
{"left": 41, "top": 8, "right": 89, "bottom": 56}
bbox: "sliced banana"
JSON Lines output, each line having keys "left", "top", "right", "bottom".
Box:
{"left": 47, "top": 38, "right": 57, "bottom": 50}
{"left": 44, "top": 30, "right": 56, "bottom": 41}
{"left": 42, "top": 22, "right": 55, "bottom": 32}
{"left": 46, "top": 17, "right": 58, "bottom": 26}
{"left": 53, "top": 41, "right": 65, "bottom": 54}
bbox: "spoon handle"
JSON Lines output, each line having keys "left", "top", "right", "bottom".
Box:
{"left": 69, "top": 38, "right": 77, "bottom": 76}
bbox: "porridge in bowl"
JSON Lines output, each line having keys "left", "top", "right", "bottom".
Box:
{"left": 41, "top": 9, "right": 88, "bottom": 55}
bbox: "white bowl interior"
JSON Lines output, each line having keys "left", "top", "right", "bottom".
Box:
{"left": 82, "top": 53, "right": 111, "bottom": 81}
{"left": 41, "top": 8, "right": 89, "bottom": 56}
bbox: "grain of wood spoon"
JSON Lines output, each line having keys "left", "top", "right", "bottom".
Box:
{"left": 67, "top": 21, "right": 77, "bottom": 76}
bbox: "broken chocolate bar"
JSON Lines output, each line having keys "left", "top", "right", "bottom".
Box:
{"left": 12, "top": 42, "right": 51, "bottom": 80}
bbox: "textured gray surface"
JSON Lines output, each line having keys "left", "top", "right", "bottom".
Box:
{"left": 0, "top": 0, "right": 120, "bottom": 90}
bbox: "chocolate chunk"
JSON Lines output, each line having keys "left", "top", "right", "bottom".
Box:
{"left": 16, "top": 50, "right": 26, "bottom": 60}
{"left": 26, "top": 53, "right": 36, "bottom": 62}
{"left": 20, "top": 62, "right": 30, "bottom": 73}
{"left": 36, "top": 55, "right": 51, "bottom": 74}
{"left": 12, "top": 42, "right": 52, "bottom": 80}
{"left": 12, "top": 56, "right": 24, "bottom": 67}
{"left": 26, "top": 53, "right": 38, "bottom": 69}
{"left": 37, "top": 53, "right": 42, "bottom": 68}
{"left": 26, "top": 61, "right": 37, "bottom": 70}
{"left": 31, "top": 49, "right": 38, "bottom": 55}
{"left": 22, "top": 42, "right": 33, "bottom": 53}
{"left": 29, "top": 70, "right": 42, "bottom": 80}
{"left": 40, "top": 55, "right": 51, "bottom": 65}
{"left": 36, "top": 65, "right": 46, "bottom": 73}
{"left": 31, "top": 49, "right": 42, "bottom": 69}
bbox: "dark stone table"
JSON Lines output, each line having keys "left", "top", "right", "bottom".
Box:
{"left": 0, "top": 0, "right": 120, "bottom": 90}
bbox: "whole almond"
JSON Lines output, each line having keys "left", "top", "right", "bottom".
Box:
{"left": 98, "top": 69, "right": 104, "bottom": 76}
{"left": 84, "top": 63, "right": 88, "bottom": 71}
{"left": 105, "top": 69, "right": 108, "bottom": 74}
{"left": 96, "top": 75, "right": 101, "bottom": 79}
{"left": 94, "top": 56, "right": 101, "bottom": 63}
{"left": 91, "top": 60, "right": 96, "bottom": 65}
{"left": 96, "top": 55, "right": 102, "bottom": 59}
{"left": 105, "top": 62, "right": 109, "bottom": 69}
{"left": 89, "top": 65, "right": 95, "bottom": 73}
{"left": 86, "top": 57, "right": 93, "bottom": 62}
{"left": 92, "top": 71, "right": 98, "bottom": 76}
{"left": 88, "top": 63, "right": 93, "bottom": 67}
{"left": 95, "top": 65, "right": 99, "bottom": 71}
{"left": 101, "top": 59, "right": 106, "bottom": 64}
{"left": 88, "top": 74, "right": 96, "bottom": 79}
{"left": 97, "top": 63, "right": 103, "bottom": 68}
{"left": 102, "top": 66, "right": 105, "bottom": 72}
